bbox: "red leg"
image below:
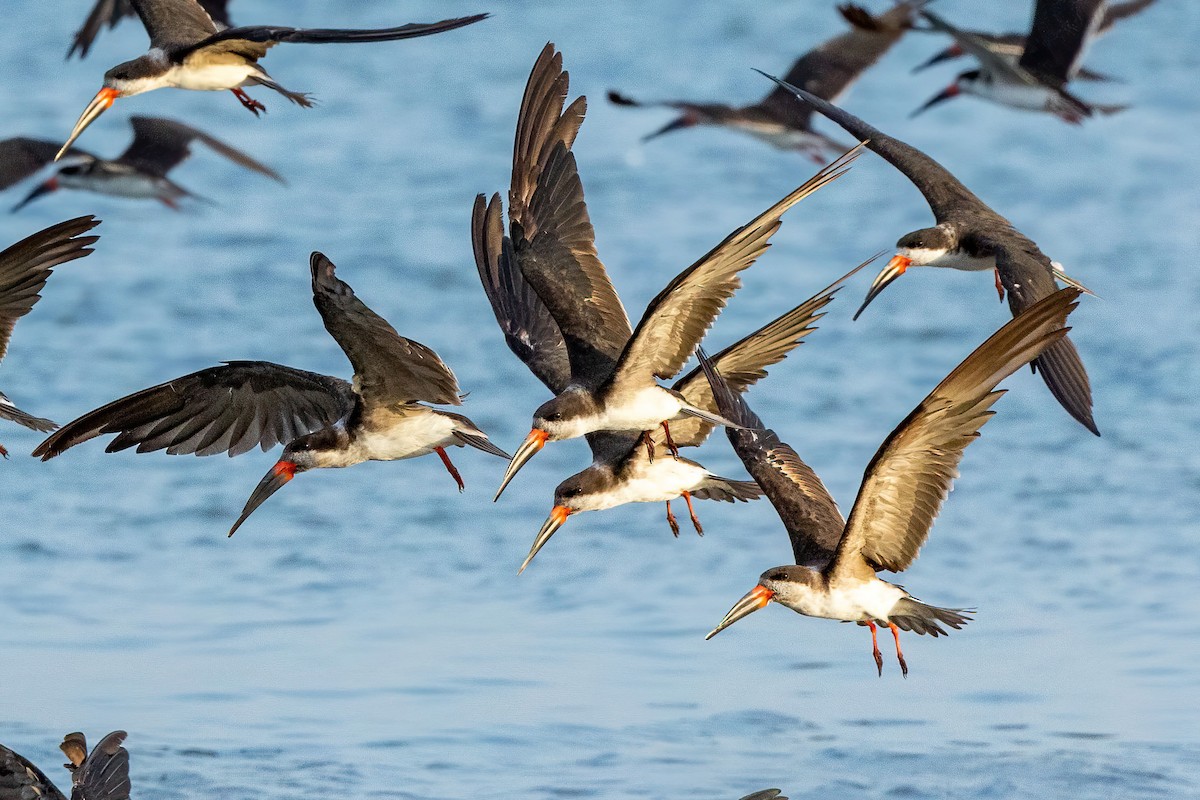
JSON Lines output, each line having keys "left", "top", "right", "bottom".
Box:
{"left": 158, "top": 196, "right": 179, "bottom": 211}
{"left": 888, "top": 622, "right": 908, "bottom": 678}
{"left": 665, "top": 500, "right": 680, "bottom": 537}
{"left": 0, "top": 443, "right": 8, "bottom": 459}
{"left": 640, "top": 430, "right": 655, "bottom": 463}
{"left": 435, "top": 446, "right": 464, "bottom": 492}
{"left": 661, "top": 421, "right": 680, "bottom": 458}
{"left": 681, "top": 490, "right": 703, "bottom": 536}
{"left": 230, "top": 88, "right": 267, "bottom": 116}
{"left": 866, "top": 620, "right": 883, "bottom": 677}
{"left": 994, "top": 267, "right": 1005, "bottom": 302}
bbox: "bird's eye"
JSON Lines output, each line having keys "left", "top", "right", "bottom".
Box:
{"left": 547, "top": 412, "right": 562, "bottom": 422}
{"left": 569, "top": 487, "right": 583, "bottom": 497}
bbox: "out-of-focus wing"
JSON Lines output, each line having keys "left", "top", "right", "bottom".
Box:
{"left": 67, "top": 731, "right": 130, "bottom": 800}
{"left": 1019, "top": 0, "right": 1107, "bottom": 85}
{"left": 116, "top": 116, "right": 282, "bottom": 181}
{"left": 0, "top": 139, "right": 96, "bottom": 190}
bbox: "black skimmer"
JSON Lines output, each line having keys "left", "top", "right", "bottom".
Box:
{"left": 34, "top": 252, "right": 507, "bottom": 536}
{"left": 485, "top": 44, "right": 862, "bottom": 501}
{"left": 704, "top": 288, "right": 1083, "bottom": 676}
{"left": 5, "top": 116, "right": 282, "bottom": 211}
{"left": 69, "top": 0, "right": 232, "bottom": 59}
{"left": 911, "top": 3, "right": 1128, "bottom": 123}
{"left": 0, "top": 216, "right": 101, "bottom": 458}
{"left": 0, "top": 730, "right": 130, "bottom": 800}
{"left": 478, "top": 182, "right": 873, "bottom": 569}
{"left": 55, "top": 0, "right": 488, "bottom": 157}
{"left": 912, "top": 0, "right": 1155, "bottom": 77}
{"left": 608, "top": 2, "right": 920, "bottom": 160}
{"left": 759, "top": 76, "right": 1100, "bottom": 435}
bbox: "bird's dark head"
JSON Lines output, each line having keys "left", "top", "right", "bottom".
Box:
{"left": 532, "top": 389, "right": 597, "bottom": 441}
{"left": 552, "top": 465, "right": 616, "bottom": 513}
{"left": 280, "top": 427, "right": 349, "bottom": 470}
{"left": 103, "top": 55, "right": 167, "bottom": 97}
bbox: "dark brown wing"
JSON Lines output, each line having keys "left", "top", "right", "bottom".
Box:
{"left": 0, "top": 740, "right": 66, "bottom": 800}
{"left": 69, "top": 732, "right": 130, "bottom": 800}
{"left": 472, "top": 193, "right": 571, "bottom": 395}
{"left": 666, "top": 256, "right": 872, "bottom": 448}
{"left": 68, "top": 0, "right": 134, "bottom": 59}
{"left": 758, "top": 74, "right": 999, "bottom": 223}
{"left": 32, "top": 361, "right": 354, "bottom": 460}
{"left": 129, "top": 0, "right": 218, "bottom": 50}
{"left": 0, "top": 217, "right": 100, "bottom": 364}
{"left": 310, "top": 253, "right": 461, "bottom": 408}
{"left": 0, "top": 139, "right": 96, "bottom": 190}
{"left": 699, "top": 350, "right": 844, "bottom": 570}
{"left": 172, "top": 14, "right": 487, "bottom": 61}
{"left": 611, "top": 148, "right": 858, "bottom": 392}
{"left": 758, "top": 2, "right": 918, "bottom": 126}
{"left": 1019, "top": 0, "right": 1107, "bottom": 85}
{"left": 116, "top": 117, "right": 282, "bottom": 181}
{"left": 508, "top": 45, "right": 632, "bottom": 387}
{"left": 829, "top": 290, "right": 1079, "bottom": 580}
{"left": 1100, "top": 0, "right": 1155, "bottom": 31}
{"left": 987, "top": 233, "right": 1098, "bottom": 434}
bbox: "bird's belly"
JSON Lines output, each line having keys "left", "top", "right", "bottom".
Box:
{"left": 594, "top": 459, "right": 708, "bottom": 509}
{"left": 789, "top": 579, "right": 906, "bottom": 622}
{"left": 734, "top": 122, "right": 820, "bottom": 150}
{"left": 974, "top": 81, "right": 1056, "bottom": 112}
{"left": 65, "top": 173, "right": 164, "bottom": 199}
{"left": 168, "top": 62, "right": 256, "bottom": 91}
{"left": 595, "top": 386, "right": 684, "bottom": 432}
{"left": 924, "top": 249, "right": 996, "bottom": 272}
{"left": 354, "top": 414, "right": 458, "bottom": 461}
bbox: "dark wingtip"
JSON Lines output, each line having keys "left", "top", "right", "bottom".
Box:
{"left": 607, "top": 90, "right": 637, "bottom": 106}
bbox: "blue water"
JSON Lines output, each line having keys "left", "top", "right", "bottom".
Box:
{"left": 1, "top": 1, "right": 1198, "bottom": 798}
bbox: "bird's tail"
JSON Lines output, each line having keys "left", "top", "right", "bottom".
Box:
{"left": 690, "top": 476, "right": 763, "bottom": 503}
{"left": 887, "top": 597, "right": 972, "bottom": 637}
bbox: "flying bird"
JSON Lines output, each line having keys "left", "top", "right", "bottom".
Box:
{"left": 608, "top": 1, "right": 921, "bottom": 160}
{"left": 758, "top": 75, "right": 1100, "bottom": 435}
{"left": 56, "top": 0, "right": 488, "bottom": 158}
{"left": 911, "top": 3, "right": 1127, "bottom": 122}
{"left": 0, "top": 216, "right": 100, "bottom": 458}
{"left": 479, "top": 177, "right": 873, "bottom": 569}
{"left": 0, "top": 730, "right": 131, "bottom": 800}
{"left": 68, "top": 0, "right": 233, "bottom": 59}
{"left": 4, "top": 116, "right": 281, "bottom": 211}
{"left": 704, "top": 289, "right": 1082, "bottom": 676}
{"left": 34, "top": 252, "right": 507, "bottom": 536}
{"left": 485, "top": 44, "right": 860, "bottom": 502}
{"left": 911, "top": 0, "right": 1154, "bottom": 77}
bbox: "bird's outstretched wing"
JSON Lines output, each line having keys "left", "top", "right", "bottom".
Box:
{"left": 0, "top": 139, "right": 97, "bottom": 190}
{"left": 33, "top": 362, "right": 354, "bottom": 459}
{"left": 610, "top": 145, "right": 860, "bottom": 393}
{"left": 667, "top": 256, "right": 872, "bottom": 448}
{"left": 172, "top": 14, "right": 487, "bottom": 60}
{"left": 829, "top": 289, "right": 1079, "bottom": 580}
{"left": 758, "top": 2, "right": 920, "bottom": 125}
{"left": 700, "top": 350, "right": 844, "bottom": 570}
{"left": 1019, "top": 0, "right": 1107, "bottom": 85}
{"left": 310, "top": 253, "right": 461, "bottom": 408}
{"left": 129, "top": 0, "right": 219, "bottom": 50}
{"left": 117, "top": 117, "right": 282, "bottom": 181}
{"left": 0, "top": 216, "right": 100, "bottom": 364}
{"left": 505, "top": 43, "right": 632, "bottom": 388}
{"left": 757, "top": 73, "right": 998, "bottom": 223}
{"left": 472, "top": 192, "right": 571, "bottom": 395}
